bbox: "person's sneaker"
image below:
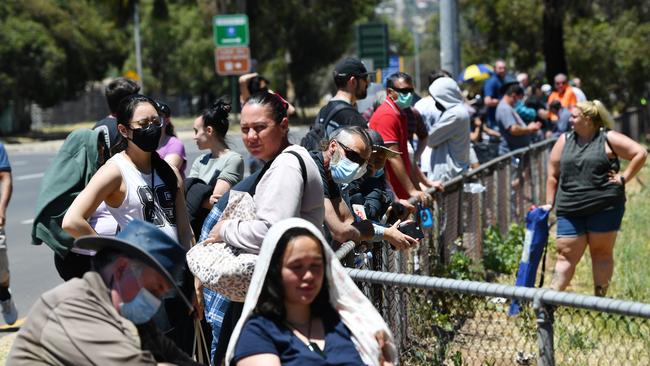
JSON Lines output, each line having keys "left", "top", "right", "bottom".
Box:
{"left": 1, "top": 296, "right": 17, "bottom": 325}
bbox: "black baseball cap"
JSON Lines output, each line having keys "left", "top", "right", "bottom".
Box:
{"left": 334, "top": 57, "right": 373, "bottom": 78}
{"left": 75, "top": 220, "right": 192, "bottom": 310}
{"left": 368, "top": 129, "right": 400, "bottom": 157}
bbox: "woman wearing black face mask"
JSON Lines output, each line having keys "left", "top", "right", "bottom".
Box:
{"left": 63, "top": 94, "right": 198, "bottom": 352}
{"left": 63, "top": 94, "right": 194, "bottom": 249}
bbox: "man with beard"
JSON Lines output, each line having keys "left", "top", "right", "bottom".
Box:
{"left": 317, "top": 57, "right": 371, "bottom": 136}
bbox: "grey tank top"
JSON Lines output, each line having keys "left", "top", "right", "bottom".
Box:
{"left": 555, "top": 128, "right": 625, "bottom": 217}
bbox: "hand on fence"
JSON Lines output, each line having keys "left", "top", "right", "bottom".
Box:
{"left": 383, "top": 219, "right": 418, "bottom": 250}
{"left": 410, "top": 190, "right": 433, "bottom": 207}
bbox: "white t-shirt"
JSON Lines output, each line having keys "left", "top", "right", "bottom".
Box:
{"left": 414, "top": 96, "right": 442, "bottom": 131}
{"left": 105, "top": 153, "right": 179, "bottom": 242}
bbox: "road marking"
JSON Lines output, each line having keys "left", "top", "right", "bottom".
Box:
{"left": 0, "top": 317, "right": 25, "bottom": 330}
{"left": 15, "top": 173, "right": 44, "bottom": 181}
{"left": 11, "top": 161, "right": 27, "bottom": 167}
{"left": 20, "top": 219, "right": 34, "bottom": 225}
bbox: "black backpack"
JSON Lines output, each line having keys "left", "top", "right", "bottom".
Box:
{"left": 300, "top": 102, "right": 355, "bottom": 151}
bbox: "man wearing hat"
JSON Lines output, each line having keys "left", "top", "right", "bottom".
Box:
{"left": 310, "top": 126, "right": 417, "bottom": 251}
{"left": 9, "top": 220, "right": 201, "bottom": 365}
{"left": 346, "top": 129, "right": 413, "bottom": 224}
{"left": 318, "top": 57, "right": 371, "bottom": 136}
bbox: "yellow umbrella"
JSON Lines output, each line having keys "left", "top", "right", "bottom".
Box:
{"left": 458, "top": 64, "right": 494, "bottom": 83}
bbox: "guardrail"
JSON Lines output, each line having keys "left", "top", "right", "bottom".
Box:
{"left": 346, "top": 269, "right": 650, "bottom": 366}
{"left": 334, "top": 126, "right": 650, "bottom": 364}
{"left": 337, "top": 137, "right": 557, "bottom": 265}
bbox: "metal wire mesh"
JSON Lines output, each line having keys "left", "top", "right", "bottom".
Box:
{"left": 350, "top": 270, "right": 650, "bottom": 366}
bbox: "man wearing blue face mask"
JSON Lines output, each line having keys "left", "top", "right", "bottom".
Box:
{"left": 9, "top": 220, "right": 202, "bottom": 366}
{"left": 310, "top": 126, "right": 417, "bottom": 250}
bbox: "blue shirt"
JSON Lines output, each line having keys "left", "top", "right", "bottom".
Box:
{"left": 483, "top": 74, "right": 504, "bottom": 128}
{"left": 0, "top": 144, "right": 11, "bottom": 172}
{"left": 233, "top": 314, "right": 365, "bottom": 366}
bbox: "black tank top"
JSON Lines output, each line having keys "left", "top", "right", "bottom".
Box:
{"left": 555, "top": 128, "right": 625, "bottom": 217}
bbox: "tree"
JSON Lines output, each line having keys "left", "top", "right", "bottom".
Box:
{"left": 0, "top": 1, "right": 127, "bottom": 130}
{"left": 243, "top": 0, "right": 379, "bottom": 107}
{"left": 459, "top": 0, "right": 650, "bottom": 111}
{"left": 542, "top": 0, "right": 568, "bottom": 82}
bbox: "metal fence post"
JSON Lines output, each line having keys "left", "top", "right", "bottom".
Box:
{"left": 534, "top": 296, "right": 555, "bottom": 366}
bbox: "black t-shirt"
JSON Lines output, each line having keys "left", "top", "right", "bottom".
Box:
{"left": 310, "top": 151, "right": 340, "bottom": 199}
{"left": 318, "top": 100, "right": 367, "bottom": 137}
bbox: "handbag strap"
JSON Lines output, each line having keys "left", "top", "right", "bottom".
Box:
{"left": 193, "top": 319, "right": 212, "bottom": 365}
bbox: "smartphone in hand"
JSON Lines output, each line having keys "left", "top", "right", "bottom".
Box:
{"left": 398, "top": 221, "right": 424, "bottom": 239}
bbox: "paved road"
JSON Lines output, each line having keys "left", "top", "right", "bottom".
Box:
{"left": 2, "top": 126, "right": 308, "bottom": 328}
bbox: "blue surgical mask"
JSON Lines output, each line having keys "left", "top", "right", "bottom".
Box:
{"left": 331, "top": 152, "right": 362, "bottom": 184}
{"left": 373, "top": 167, "right": 385, "bottom": 178}
{"left": 395, "top": 92, "right": 413, "bottom": 109}
{"left": 119, "top": 287, "right": 162, "bottom": 324}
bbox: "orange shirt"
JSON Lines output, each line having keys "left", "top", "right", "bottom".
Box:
{"left": 548, "top": 85, "right": 577, "bottom": 120}
{"left": 548, "top": 86, "right": 577, "bottom": 109}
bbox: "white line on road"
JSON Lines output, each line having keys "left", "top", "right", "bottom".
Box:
{"left": 21, "top": 219, "right": 34, "bottom": 225}
{"left": 15, "top": 173, "right": 44, "bottom": 181}
{"left": 11, "top": 161, "right": 28, "bottom": 166}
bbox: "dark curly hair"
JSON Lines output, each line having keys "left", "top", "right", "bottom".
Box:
{"left": 254, "top": 228, "right": 332, "bottom": 322}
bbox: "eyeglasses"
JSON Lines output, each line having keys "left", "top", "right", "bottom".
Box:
{"left": 390, "top": 86, "right": 414, "bottom": 94}
{"left": 336, "top": 140, "right": 367, "bottom": 166}
{"left": 130, "top": 115, "right": 162, "bottom": 130}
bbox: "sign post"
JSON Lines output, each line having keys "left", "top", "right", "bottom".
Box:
{"left": 357, "top": 23, "right": 389, "bottom": 69}
{"left": 213, "top": 14, "right": 250, "bottom": 47}
{"left": 214, "top": 47, "right": 251, "bottom": 75}
{"left": 213, "top": 14, "right": 251, "bottom": 112}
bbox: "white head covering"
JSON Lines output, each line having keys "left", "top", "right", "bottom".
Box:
{"left": 226, "top": 217, "right": 397, "bottom": 365}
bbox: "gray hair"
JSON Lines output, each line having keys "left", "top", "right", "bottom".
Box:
{"left": 329, "top": 126, "right": 371, "bottom": 150}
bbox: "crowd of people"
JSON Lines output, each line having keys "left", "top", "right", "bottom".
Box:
{"left": 0, "top": 55, "right": 644, "bottom": 365}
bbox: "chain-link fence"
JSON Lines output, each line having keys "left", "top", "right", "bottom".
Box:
{"left": 336, "top": 137, "right": 557, "bottom": 266}
{"left": 348, "top": 269, "right": 650, "bottom": 366}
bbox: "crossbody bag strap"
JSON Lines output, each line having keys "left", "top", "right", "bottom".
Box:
{"left": 284, "top": 150, "right": 308, "bottom": 191}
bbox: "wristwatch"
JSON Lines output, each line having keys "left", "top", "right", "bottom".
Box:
{"left": 620, "top": 175, "right": 626, "bottom": 185}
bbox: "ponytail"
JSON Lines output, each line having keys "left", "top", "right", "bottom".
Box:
{"left": 577, "top": 100, "right": 614, "bottom": 129}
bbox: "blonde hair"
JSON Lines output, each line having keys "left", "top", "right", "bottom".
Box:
{"left": 576, "top": 100, "right": 614, "bottom": 129}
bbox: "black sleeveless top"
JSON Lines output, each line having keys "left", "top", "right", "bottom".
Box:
{"left": 555, "top": 129, "right": 625, "bottom": 217}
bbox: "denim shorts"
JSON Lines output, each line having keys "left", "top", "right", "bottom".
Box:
{"left": 556, "top": 203, "right": 625, "bottom": 237}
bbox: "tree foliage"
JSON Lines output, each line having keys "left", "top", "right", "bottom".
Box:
{"left": 244, "top": 0, "right": 379, "bottom": 105}
{"left": 459, "top": 0, "right": 650, "bottom": 111}
{"left": 0, "top": 1, "right": 127, "bottom": 121}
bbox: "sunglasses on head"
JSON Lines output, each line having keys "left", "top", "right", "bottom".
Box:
{"left": 336, "top": 140, "right": 367, "bottom": 166}
{"left": 130, "top": 115, "right": 162, "bottom": 130}
{"left": 391, "top": 86, "right": 414, "bottom": 94}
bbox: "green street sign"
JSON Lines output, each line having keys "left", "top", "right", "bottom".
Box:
{"left": 357, "top": 23, "right": 389, "bottom": 69}
{"left": 213, "top": 14, "right": 249, "bottom": 47}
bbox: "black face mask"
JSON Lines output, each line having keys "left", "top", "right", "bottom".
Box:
{"left": 129, "top": 124, "right": 162, "bottom": 152}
